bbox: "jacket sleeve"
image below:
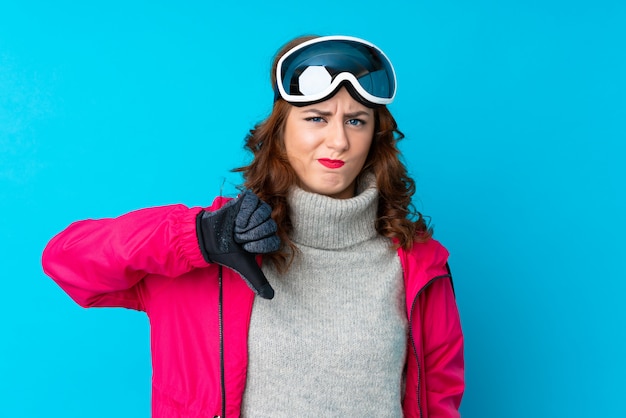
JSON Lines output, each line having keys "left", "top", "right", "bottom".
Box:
{"left": 42, "top": 204, "right": 208, "bottom": 310}
{"left": 422, "top": 275, "right": 465, "bottom": 417}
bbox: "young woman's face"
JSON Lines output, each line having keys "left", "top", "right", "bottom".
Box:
{"left": 283, "top": 87, "right": 375, "bottom": 199}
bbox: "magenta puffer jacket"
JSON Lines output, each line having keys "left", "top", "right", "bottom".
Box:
{"left": 42, "top": 197, "right": 464, "bottom": 418}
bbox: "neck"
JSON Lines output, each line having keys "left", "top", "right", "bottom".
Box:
{"left": 288, "top": 173, "right": 379, "bottom": 249}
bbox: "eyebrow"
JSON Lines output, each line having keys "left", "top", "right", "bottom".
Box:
{"left": 302, "top": 109, "right": 373, "bottom": 118}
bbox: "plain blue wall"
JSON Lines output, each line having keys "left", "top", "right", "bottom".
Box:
{"left": 1, "top": 1, "right": 624, "bottom": 416}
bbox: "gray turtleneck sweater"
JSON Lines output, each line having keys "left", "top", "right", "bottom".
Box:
{"left": 241, "top": 178, "right": 408, "bottom": 417}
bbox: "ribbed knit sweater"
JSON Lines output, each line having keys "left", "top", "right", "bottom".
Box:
{"left": 241, "top": 177, "right": 408, "bottom": 417}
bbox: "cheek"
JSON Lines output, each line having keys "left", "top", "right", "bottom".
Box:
{"left": 283, "top": 122, "right": 300, "bottom": 162}
{"left": 284, "top": 138, "right": 304, "bottom": 164}
{"left": 285, "top": 131, "right": 318, "bottom": 163}
{"left": 284, "top": 136, "right": 310, "bottom": 175}
{"left": 355, "top": 137, "right": 374, "bottom": 163}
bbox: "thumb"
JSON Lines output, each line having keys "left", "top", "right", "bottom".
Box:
{"left": 210, "top": 251, "right": 274, "bottom": 300}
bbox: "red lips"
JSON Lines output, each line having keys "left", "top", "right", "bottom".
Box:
{"left": 318, "top": 158, "right": 345, "bottom": 169}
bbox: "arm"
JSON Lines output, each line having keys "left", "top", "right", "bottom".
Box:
{"left": 42, "top": 204, "right": 207, "bottom": 310}
{"left": 422, "top": 276, "right": 465, "bottom": 417}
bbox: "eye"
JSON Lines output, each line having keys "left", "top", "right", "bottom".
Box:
{"left": 346, "top": 118, "right": 365, "bottom": 127}
{"left": 305, "top": 116, "right": 325, "bottom": 123}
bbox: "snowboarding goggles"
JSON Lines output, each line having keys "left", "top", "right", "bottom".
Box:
{"left": 274, "top": 35, "right": 397, "bottom": 106}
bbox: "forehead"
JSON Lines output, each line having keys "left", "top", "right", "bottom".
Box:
{"left": 291, "top": 88, "right": 375, "bottom": 115}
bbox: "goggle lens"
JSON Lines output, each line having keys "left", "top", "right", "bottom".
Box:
{"left": 276, "top": 36, "right": 396, "bottom": 106}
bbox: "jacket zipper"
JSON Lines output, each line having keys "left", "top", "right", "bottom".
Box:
{"left": 219, "top": 266, "right": 226, "bottom": 418}
{"left": 408, "top": 273, "right": 452, "bottom": 418}
{"left": 216, "top": 264, "right": 454, "bottom": 417}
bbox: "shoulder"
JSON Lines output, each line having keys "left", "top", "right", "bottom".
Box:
{"left": 399, "top": 238, "right": 449, "bottom": 271}
{"left": 206, "top": 196, "right": 234, "bottom": 211}
{"left": 398, "top": 238, "right": 450, "bottom": 293}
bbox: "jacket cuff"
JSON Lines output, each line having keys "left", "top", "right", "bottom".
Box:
{"left": 174, "top": 207, "right": 209, "bottom": 269}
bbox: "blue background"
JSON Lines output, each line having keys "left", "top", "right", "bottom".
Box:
{"left": 1, "top": 1, "right": 624, "bottom": 417}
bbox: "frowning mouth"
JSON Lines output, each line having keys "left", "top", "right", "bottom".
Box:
{"left": 318, "top": 158, "right": 345, "bottom": 169}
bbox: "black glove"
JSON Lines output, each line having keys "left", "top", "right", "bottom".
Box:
{"left": 196, "top": 190, "right": 280, "bottom": 299}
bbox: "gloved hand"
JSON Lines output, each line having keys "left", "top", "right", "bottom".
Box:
{"left": 196, "top": 190, "right": 280, "bottom": 299}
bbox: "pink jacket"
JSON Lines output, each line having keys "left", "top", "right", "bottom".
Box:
{"left": 42, "top": 198, "right": 464, "bottom": 417}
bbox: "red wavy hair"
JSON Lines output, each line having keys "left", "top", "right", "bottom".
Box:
{"left": 234, "top": 36, "right": 432, "bottom": 272}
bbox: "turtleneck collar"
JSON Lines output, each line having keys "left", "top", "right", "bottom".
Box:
{"left": 287, "top": 173, "right": 379, "bottom": 250}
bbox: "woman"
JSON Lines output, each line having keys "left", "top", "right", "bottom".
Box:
{"left": 42, "top": 35, "right": 464, "bottom": 417}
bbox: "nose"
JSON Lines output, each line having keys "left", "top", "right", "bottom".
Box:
{"left": 325, "top": 120, "right": 349, "bottom": 151}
